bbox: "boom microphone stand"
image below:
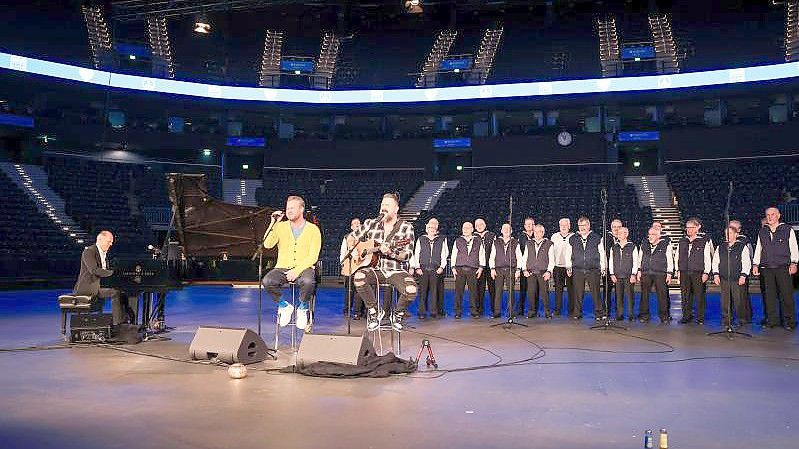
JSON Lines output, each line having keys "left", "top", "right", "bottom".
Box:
{"left": 708, "top": 180, "right": 751, "bottom": 339}
{"left": 591, "top": 186, "right": 627, "bottom": 331}
{"left": 492, "top": 195, "right": 527, "bottom": 329}
{"left": 251, "top": 215, "right": 280, "bottom": 338}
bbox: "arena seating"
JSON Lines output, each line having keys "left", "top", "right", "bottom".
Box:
{"left": 255, "top": 169, "right": 424, "bottom": 274}
{"left": 419, "top": 166, "right": 652, "bottom": 244}
{"left": 667, "top": 157, "right": 799, "bottom": 243}
{"left": 0, "top": 170, "right": 80, "bottom": 279}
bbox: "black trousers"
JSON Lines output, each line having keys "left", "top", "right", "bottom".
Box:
{"left": 571, "top": 269, "right": 602, "bottom": 318}
{"left": 98, "top": 287, "right": 136, "bottom": 326}
{"left": 262, "top": 268, "right": 316, "bottom": 304}
{"left": 613, "top": 277, "right": 635, "bottom": 319}
{"left": 493, "top": 267, "right": 515, "bottom": 317}
{"left": 417, "top": 269, "right": 441, "bottom": 317}
{"left": 476, "top": 267, "right": 496, "bottom": 316}
{"left": 518, "top": 275, "right": 528, "bottom": 316}
{"left": 453, "top": 267, "right": 479, "bottom": 316}
{"left": 640, "top": 273, "right": 670, "bottom": 321}
{"left": 719, "top": 278, "right": 748, "bottom": 326}
{"left": 342, "top": 276, "right": 364, "bottom": 316}
{"left": 525, "top": 272, "right": 549, "bottom": 316}
{"left": 354, "top": 268, "right": 416, "bottom": 313}
{"left": 552, "top": 266, "right": 573, "bottom": 316}
{"left": 679, "top": 271, "right": 705, "bottom": 321}
{"left": 761, "top": 266, "right": 796, "bottom": 328}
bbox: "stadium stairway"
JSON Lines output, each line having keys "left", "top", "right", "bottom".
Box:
{"left": 625, "top": 175, "right": 683, "bottom": 242}
{"left": 223, "top": 179, "right": 262, "bottom": 207}
{"left": 399, "top": 180, "right": 459, "bottom": 223}
{"left": 0, "top": 162, "right": 89, "bottom": 243}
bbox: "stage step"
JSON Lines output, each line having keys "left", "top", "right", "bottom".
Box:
{"left": 223, "top": 179, "right": 262, "bottom": 207}
{"left": 0, "top": 162, "right": 89, "bottom": 245}
{"left": 399, "top": 180, "right": 459, "bottom": 222}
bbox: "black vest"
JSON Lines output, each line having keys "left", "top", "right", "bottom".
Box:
{"left": 493, "top": 237, "right": 518, "bottom": 269}
{"left": 716, "top": 241, "right": 746, "bottom": 280}
{"left": 640, "top": 239, "right": 670, "bottom": 274}
{"left": 453, "top": 235, "right": 482, "bottom": 269}
{"left": 612, "top": 242, "right": 637, "bottom": 278}
{"left": 677, "top": 235, "right": 711, "bottom": 273}
{"left": 518, "top": 232, "right": 535, "bottom": 254}
{"left": 475, "top": 230, "right": 495, "bottom": 267}
{"left": 757, "top": 223, "right": 793, "bottom": 268}
{"left": 570, "top": 231, "right": 602, "bottom": 271}
{"left": 525, "top": 239, "right": 553, "bottom": 273}
{"left": 417, "top": 234, "right": 446, "bottom": 270}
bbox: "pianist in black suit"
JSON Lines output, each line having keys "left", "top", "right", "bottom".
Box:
{"left": 73, "top": 231, "right": 136, "bottom": 325}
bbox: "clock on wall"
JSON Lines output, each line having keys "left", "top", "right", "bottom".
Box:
{"left": 557, "top": 130, "right": 573, "bottom": 147}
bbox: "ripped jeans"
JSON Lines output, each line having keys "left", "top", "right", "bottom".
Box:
{"left": 353, "top": 268, "right": 417, "bottom": 313}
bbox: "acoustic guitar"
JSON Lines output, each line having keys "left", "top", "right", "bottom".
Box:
{"left": 341, "top": 238, "right": 412, "bottom": 276}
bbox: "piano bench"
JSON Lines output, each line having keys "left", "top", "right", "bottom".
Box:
{"left": 58, "top": 295, "right": 103, "bottom": 338}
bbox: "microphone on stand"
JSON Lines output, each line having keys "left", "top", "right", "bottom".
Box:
{"left": 374, "top": 212, "right": 386, "bottom": 222}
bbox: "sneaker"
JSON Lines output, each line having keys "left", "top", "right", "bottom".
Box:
{"left": 295, "top": 302, "right": 309, "bottom": 330}
{"left": 277, "top": 300, "right": 294, "bottom": 327}
{"left": 390, "top": 311, "right": 406, "bottom": 332}
{"left": 367, "top": 308, "right": 385, "bottom": 332}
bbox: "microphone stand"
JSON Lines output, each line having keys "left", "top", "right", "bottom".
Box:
{"left": 492, "top": 194, "right": 527, "bottom": 329}
{"left": 592, "top": 186, "right": 627, "bottom": 331}
{"left": 340, "top": 237, "right": 359, "bottom": 335}
{"left": 708, "top": 180, "right": 751, "bottom": 339}
{"left": 252, "top": 216, "right": 280, "bottom": 342}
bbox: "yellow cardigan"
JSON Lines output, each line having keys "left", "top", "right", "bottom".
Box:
{"left": 263, "top": 220, "right": 322, "bottom": 272}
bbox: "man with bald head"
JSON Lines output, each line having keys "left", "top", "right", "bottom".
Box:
{"left": 451, "top": 221, "right": 485, "bottom": 318}
{"left": 753, "top": 207, "right": 798, "bottom": 330}
{"left": 73, "top": 231, "right": 136, "bottom": 326}
{"left": 551, "top": 217, "right": 575, "bottom": 316}
{"left": 411, "top": 217, "right": 448, "bottom": 319}
{"left": 474, "top": 218, "right": 496, "bottom": 317}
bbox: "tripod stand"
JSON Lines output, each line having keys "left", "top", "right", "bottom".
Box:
{"left": 591, "top": 186, "right": 627, "bottom": 331}
{"left": 708, "top": 180, "right": 751, "bottom": 339}
{"left": 491, "top": 195, "right": 527, "bottom": 329}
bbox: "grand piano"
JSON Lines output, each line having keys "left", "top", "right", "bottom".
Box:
{"left": 102, "top": 173, "right": 284, "bottom": 337}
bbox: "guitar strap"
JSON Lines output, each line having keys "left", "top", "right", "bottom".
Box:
{"left": 383, "top": 219, "right": 406, "bottom": 244}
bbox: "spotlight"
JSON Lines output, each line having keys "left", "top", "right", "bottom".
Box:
{"left": 202, "top": 149, "right": 212, "bottom": 156}
{"left": 633, "top": 161, "right": 642, "bottom": 168}
{"left": 129, "top": 55, "right": 136, "bottom": 60}
{"left": 227, "top": 363, "right": 248, "bottom": 379}
{"left": 242, "top": 164, "right": 249, "bottom": 170}
{"left": 194, "top": 14, "right": 211, "bottom": 34}
{"left": 456, "top": 165, "right": 463, "bottom": 171}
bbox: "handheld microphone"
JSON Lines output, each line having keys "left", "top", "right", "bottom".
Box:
{"left": 375, "top": 212, "right": 386, "bottom": 222}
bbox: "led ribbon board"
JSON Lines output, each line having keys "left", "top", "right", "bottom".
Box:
{"left": 2, "top": 51, "right": 799, "bottom": 104}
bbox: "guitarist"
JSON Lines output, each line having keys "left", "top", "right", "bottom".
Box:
{"left": 351, "top": 192, "right": 417, "bottom": 332}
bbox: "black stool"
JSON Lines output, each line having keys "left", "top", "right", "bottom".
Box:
{"left": 58, "top": 294, "right": 102, "bottom": 341}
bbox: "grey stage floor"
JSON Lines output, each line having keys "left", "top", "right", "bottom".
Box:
{"left": 1, "top": 285, "right": 798, "bottom": 449}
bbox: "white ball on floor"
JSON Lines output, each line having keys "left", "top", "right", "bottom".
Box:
{"left": 228, "top": 363, "right": 248, "bottom": 379}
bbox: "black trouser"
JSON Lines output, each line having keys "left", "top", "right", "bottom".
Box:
{"left": 613, "top": 277, "right": 635, "bottom": 320}
{"left": 518, "top": 275, "right": 528, "bottom": 316}
{"left": 525, "top": 272, "right": 549, "bottom": 316}
{"left": 719, "top": 277, "right": 747, "bottom": 326}
{"left": 453, "top": 267, "right": 479, "bottom": 316}
{"left": 759, "top": 273, "right": 769, "bottom": 323}
{"left": 552, "top": 266, "right": 573, "bottom": 316}
{"left": 262, "top": 268, "right": 316, "bottom": 304}
{"left": 640, "top": 273, "right": 670, "bottom": 321}
{"left": 761, "top": 266, "right": 796, "bottom": 328}
{"left": 99, "top": 287, "right": 136, "bottom": 326}
{"left": 417, "top": 269, "right": 441, "bottom": 317}
{"left": 477, "top": 266, "right": 496, "bottom": 316}
{"left": 741, "top": 276, "right": 752, "bottom": 323}
{"left": 354, "top": 268, "right": 416, "bottom": 313}
{"left": 571, "top": 269, "right": 602, "bottom": 318}
{"left": 342, "top": 276, "right": 364, "bottom": 316}
{"left": 493, "top": 267, "right": 515, "bottom": 317}
{"left": 679, "top": 271, "right": 705, "bottom": 321}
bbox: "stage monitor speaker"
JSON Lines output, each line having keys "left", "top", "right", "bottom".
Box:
{"left": 296, "top": 334, "right": 375, "bottom": 368}
{"left": 189, "top": 326, "right": 270, "bottom": 364}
